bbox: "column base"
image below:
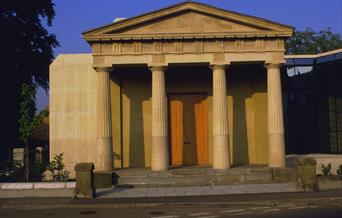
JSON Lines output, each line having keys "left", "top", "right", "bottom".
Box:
{"left": 268, "top": 133, "right": 286, "bottom": 168}
{"left": 96, "top": 137, "right": 113, "bottom": 171}
{"left": 151, "top": 136, "right": 169, "bottom": 171}
{"left": 213, "top": 135, "right": 230, "bottom": 170}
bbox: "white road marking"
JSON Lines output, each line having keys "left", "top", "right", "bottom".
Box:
{"left": 196, "top": 216, "right": 220, "bottom": 218}
{"left": 220, "top": 209, "right": 245, "bottom": 213}
{"left": 308, "top": 205, "right": 318, "bottom": 208}
{"left": 288, "top": 206, "right": 310, "bottom": 210}
{"left": 251, "top": 206, "right": 271, "bottom": 210}
{"left": 278, "top": 204, "right": 295, "bottom": 208}
{"left": 188, "top": 212, "right": 212, "bottom": 216}
{"left": 228, "top": 212, "right": 252, "bottom": 216}
{"left": 151, "top": 215, "right": 179, "bottom": 218}
{"left": 264, "top": 208, "right": 280, "bottom": 212}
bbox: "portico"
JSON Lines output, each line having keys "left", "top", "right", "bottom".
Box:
{"left": 50, "top": 1, "right": 293, "bottom": 175}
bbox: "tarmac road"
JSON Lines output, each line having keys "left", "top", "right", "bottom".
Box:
{"left": 1, "top": 190, "right": 342, "bottom": 218}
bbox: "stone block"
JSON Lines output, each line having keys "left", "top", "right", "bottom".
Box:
{"left": 66, "top": 182, "right": 76, "bottom": 189}
{"left": 296, "top": 157, "right": 318, "bottom": 191}
{"left": 94, "top": 171, "right": 114, "bottom": 188}
{"left": 74, "top": 163, "right": 95, "bottom": 198}
{"left": 13, "top": 148, "right": 25, "bottom": 166}
{"left": 317, "top": 176, "right": 342, "bottom": 190}
{"left": 34, "top": 182, "right": 65, "bottom": 189}
{"left": 1, "top": 183, "right": 34, "bottom": 190}
{"left": 270, "top": 168, "right": 296, "bottom": 182}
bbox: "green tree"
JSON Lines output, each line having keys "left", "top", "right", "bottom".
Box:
{"left": 286, "top": 27, "right": 342, "bottom": 55}
{"left": 0, "top": 0, "right": 58, "bottom": 167}
{"left": 18, "top": 83, "right": 49, "bottom": 181}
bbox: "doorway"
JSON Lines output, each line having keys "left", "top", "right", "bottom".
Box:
{"left": 168, "top": 93, "right": 208, "bottom": 166}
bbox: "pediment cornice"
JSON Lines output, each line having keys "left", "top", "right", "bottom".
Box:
{"left": 83, "top": 1, "right": 293, "bottom": 42}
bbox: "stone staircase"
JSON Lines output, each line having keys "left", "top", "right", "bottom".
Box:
{"left": 113, "top": 166, "right": 296, "bottom": 188}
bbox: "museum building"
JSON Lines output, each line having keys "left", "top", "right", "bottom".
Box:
{"left": 50, "top": 1, "right": 296, "bottom": 175}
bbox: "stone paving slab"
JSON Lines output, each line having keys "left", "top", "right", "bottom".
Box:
{"left": 96, "top": 182, "right": 300, "bottom": 198}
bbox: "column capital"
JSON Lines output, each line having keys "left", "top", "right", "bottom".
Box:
{"left": 264, "top": 63, "right": 283, "bottom": 70}
{"left": 209, "top": 63, "right": 229, "bottom": 70}
{"left": 148, "top": 64, "right": 168, "bottom": 72}
{"left": 93, "top": 66, "right": 113, "bottom": 73}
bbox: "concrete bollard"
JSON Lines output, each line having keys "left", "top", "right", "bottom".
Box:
{"left": 296, "top": 157, "right": 318, "bottom": 191}
{"left": 74, "top": 163, "right": 96, "bottom": 198}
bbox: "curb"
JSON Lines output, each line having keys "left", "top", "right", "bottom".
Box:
{"left": 0, "top": 182, "right": 75, "bottom": 190}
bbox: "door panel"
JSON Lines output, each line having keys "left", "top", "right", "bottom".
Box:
{"left": 169, "top": 94, "right": 208, "bottom": 166}
{"left": 169, "top": 96, "right": 183, "bottom": 165}
{"left": 194, "top": 95, "right": 209, "bottom": 164}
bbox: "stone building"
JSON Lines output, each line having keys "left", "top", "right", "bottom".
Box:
{"left": 50, "top": 2, "right": 294, "bottom": 176}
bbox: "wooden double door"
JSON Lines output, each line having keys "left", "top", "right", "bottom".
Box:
{"left": 168, "top": 94, "right": 209, "bottom": 166}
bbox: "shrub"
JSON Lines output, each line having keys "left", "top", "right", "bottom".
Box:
{"left": 321, "top": 163, "right": 332, "bottom": 176}
{"left": 46, "top": 153, "right": 70, "bottom": 182}
{"left": 337, "top": 164, "right": 342, "bottom": 177}
{"left": 0, "top": 160, "right": 24, "bottom": 182}
{"left": 29, "top": 162, "right": 47, "bottom": 182}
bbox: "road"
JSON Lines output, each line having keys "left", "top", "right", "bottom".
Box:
{"left": 1, "top": 190, "right": 342, "bottom": 217}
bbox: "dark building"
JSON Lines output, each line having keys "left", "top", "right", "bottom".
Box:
{"left": 284, "top": 49, "right": 342, "bottom": 154}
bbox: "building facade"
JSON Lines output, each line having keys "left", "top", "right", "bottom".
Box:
{"left": 284, "top": 49, "right": 342, "bottom": 154}
{"left": 50, "top": 2, "right": 294, "bottom": 175}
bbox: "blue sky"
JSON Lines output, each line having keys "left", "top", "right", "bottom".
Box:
{"left": 37, "top": 0, "right": 342, "bottom": 110}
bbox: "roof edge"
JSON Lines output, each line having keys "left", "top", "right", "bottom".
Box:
{"left": 82, "top": 1, "right": 294, "bottom": 36}
{"left": 285, "top": 48, "right": 342, "bottom": 59}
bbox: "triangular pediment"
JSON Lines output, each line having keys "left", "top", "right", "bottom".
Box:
{"left": 83, "top": 1, "right": 293, "bottom": 41}
{"left": 110, "top": 11, "right": 268, "bottom": 35}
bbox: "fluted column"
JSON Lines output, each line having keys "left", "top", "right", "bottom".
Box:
{"left": 150, "top": 65, "right": 169, "bottom": 171}
{"left": 266, "top": 63, "right": 286, "bottom": 168}
{"left": 95, "top": 67, "right": 113, "bottom": 172}
{"left": 211, "top": 64, "right": 230, "bottom": 170}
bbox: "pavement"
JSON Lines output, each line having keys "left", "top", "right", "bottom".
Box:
{"left": 0, "top": 182, "right": 300, "bottom": 198}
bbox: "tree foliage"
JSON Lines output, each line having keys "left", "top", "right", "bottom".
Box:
{"left": 0, "top": 0, "right": 59, "bottom": 88}
{"left": 0, "top": 0, "right": 58, "bottom": 166}
{"left": 18, "top": 83, "right": 48, "bottom": 181}
{"left": 18, "top": 83, "right": 48, "bottom": 145}
{"left": 286, "top": 28, "right": 342, "bottom": 55}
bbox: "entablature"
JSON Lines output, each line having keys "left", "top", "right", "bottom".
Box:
{"left": 91, "top": 38, "right": 285, "bottom": 56}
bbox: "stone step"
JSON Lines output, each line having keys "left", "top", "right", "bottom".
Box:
{"left": 114, "top": 167, "right": 270, "bottom": 178}
{"left": 113, "top": 167, "right": 296, "bottom": 188}
{"left": 117, "top": 175, "right": 271, "bottom": 185}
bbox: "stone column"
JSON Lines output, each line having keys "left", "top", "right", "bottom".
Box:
{"left": 266, "top": 63, "right": 286, "bottom": 168}
{"left": 95, "top": 67, "right": 113, "bottom": 172}
{"left": 211, "top": 64, "right": 230, "bottom": 170}
{"left": 150, "top": 65, "right": 169, "bottom": 171}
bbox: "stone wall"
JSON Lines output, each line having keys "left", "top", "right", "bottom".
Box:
{"left": 50, "top": 54, "right": 97, "bottom": 177}
{"left": 287, "top": 154, "right": 342, "bottom": 175}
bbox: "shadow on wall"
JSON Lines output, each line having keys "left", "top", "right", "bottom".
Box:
{"left": 228, "top": 64, "right": 267, "bottom": 166}
{"left": 121, "top": 68, "right": 151, "bottom": 168}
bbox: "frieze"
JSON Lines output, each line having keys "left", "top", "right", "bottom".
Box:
{"left": 91, "top": 38, "right": 284, "bottom": 55}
